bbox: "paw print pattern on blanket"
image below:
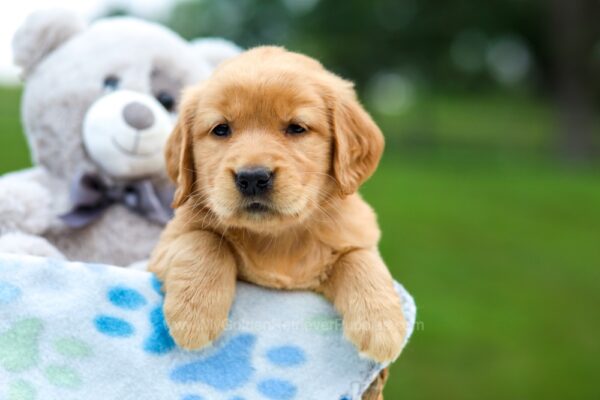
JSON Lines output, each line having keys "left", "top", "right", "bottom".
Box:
{"left": 0, "top": 281, "right": 94, "bottom": 400}
{"left": 94, "top": 277, "right": 175, "bottom": 354}
{"left": 0, "top": 281, "right": 22, "bottom": 305}
{"left": 172, "top": 334, "right": 305, "bottom": 400}
{"left": 95, "top": 276, "right": 306, "bottom": 399}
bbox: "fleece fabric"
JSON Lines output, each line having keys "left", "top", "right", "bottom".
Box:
{"left": 0, "top": 253, "right": 416, "bottom": 400}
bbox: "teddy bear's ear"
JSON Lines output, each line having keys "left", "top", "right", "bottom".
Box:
{"left": 13, "top": 9, "right": 86, "bottom": 78}
{"left": 191, "top": 38, "right": 243, "bottom": 70}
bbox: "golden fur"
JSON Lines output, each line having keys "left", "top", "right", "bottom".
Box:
{"left": 149, "top": 46, "right": 406, "bottom": 364}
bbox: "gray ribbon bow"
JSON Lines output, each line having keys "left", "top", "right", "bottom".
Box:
{"left": 60, "top": 173, "right": 174, "bottom": 229}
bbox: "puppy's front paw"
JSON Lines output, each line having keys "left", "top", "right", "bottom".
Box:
{"left": 343, "top": 302, "right": 407, "bottom": 364}
{"left": 164, "top": 294, "right": 229, "bottom": 350}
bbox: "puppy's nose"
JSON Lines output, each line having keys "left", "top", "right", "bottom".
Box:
{"left": 235, "top": 167, "right": 273, "bottom": 196}
{"left": 123, "top": 101, "right": 155, "bottom": 130}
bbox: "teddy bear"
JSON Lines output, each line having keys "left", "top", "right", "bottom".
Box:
{"left": 0, "top": 9, "right": 241, "bottom": 265}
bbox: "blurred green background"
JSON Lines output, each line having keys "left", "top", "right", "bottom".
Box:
{"left": 1, "top": 0, "right": 599, "bottom": 398}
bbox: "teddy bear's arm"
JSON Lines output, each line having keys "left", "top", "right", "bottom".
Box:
{"left": 0, "top": 231, "right": 65, "bottom": 260}
{"left": 0, "top": 167, "right": 56, "bottom": 235}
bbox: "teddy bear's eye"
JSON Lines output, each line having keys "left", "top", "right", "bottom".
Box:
{"left": 156, "top": 91, "right": 175, "bottom": 112}
{"left": 103, "top": 75, "right": 120, "bottom": 90}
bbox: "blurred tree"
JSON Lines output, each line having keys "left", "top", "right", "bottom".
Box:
{"left": 549, "top": 0, "right": 598, "bottom": 161}
{"left": 163, "top": 0, "right": 546, "bottom": 88}
{"left": 157, "top": 0, "right": 599, "bottom": 157}
{"left": 101, "top": 6, "right": 130, "bottom": 18}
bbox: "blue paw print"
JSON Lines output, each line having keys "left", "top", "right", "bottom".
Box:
{"left": 94, "top": 276, "right": 175, "bottom": 354}
{"left": 172, "top": 334, "right": 256, "bottom": 389}
{"left": 0, "top": 281, "right": 22, "bottom": 305}
{"left": 94, "top": 276, "right": 306, "bottom": 399}
{"left": 173, "top": 333, "right": 305, "bottom": 400}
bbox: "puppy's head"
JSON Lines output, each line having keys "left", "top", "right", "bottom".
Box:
{"left": 167, "top": 47, "right": 384, "bottom": 232}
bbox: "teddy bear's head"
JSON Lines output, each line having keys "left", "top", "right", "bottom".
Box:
{"left": 13, "top": 9, "right": 240, "bottom": 181}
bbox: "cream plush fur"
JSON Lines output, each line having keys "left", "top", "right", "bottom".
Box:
{"left": 0, "top": 9, "right": 241, "bottom": 265}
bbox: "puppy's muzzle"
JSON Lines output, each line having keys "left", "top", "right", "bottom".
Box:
{"left": 235, "top": 167, "right": 273, "bottom": 197}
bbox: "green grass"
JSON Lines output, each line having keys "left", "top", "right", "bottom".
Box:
{"left": 0, "top": 86, "right": 29, "bottom": 172}
{"left": 374, "top": 91, "right": 600, "bottom": 152}
{"left": 363, "top": 154, "right": 600, "bottom": 399}
{"left": 1, "top": 86, "right": 599, "bottom": 398}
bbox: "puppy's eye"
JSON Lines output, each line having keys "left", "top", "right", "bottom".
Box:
{"left": 156, "top": 91, "right": 175, "bottom": 112}
{"left": 212, "top": 123, "right": 231, "bottom": 137}
{"left": 286, "top": 124, "right": 306, "bottom": 135}
{"left": 103, "top": 75, "right": 120, "bottom": 90}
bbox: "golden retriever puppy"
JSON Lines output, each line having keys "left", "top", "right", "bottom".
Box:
{"left": 148, "top": 46, "right": 406, "bottom": 363}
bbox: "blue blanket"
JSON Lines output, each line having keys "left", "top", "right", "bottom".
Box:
{"left": 0, "top": 253, "right": 416, "bottom": 400}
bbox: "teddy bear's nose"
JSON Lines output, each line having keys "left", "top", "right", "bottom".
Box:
{"left": 122, "top": 101, "right": 155, "bottom": 131}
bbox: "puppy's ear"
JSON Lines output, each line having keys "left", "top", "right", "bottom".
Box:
{"left": 165, "top": 94, "right": 197, "bottom": 208}
{"left": 330, "top": 80, "right": 384, "bottom": 196}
